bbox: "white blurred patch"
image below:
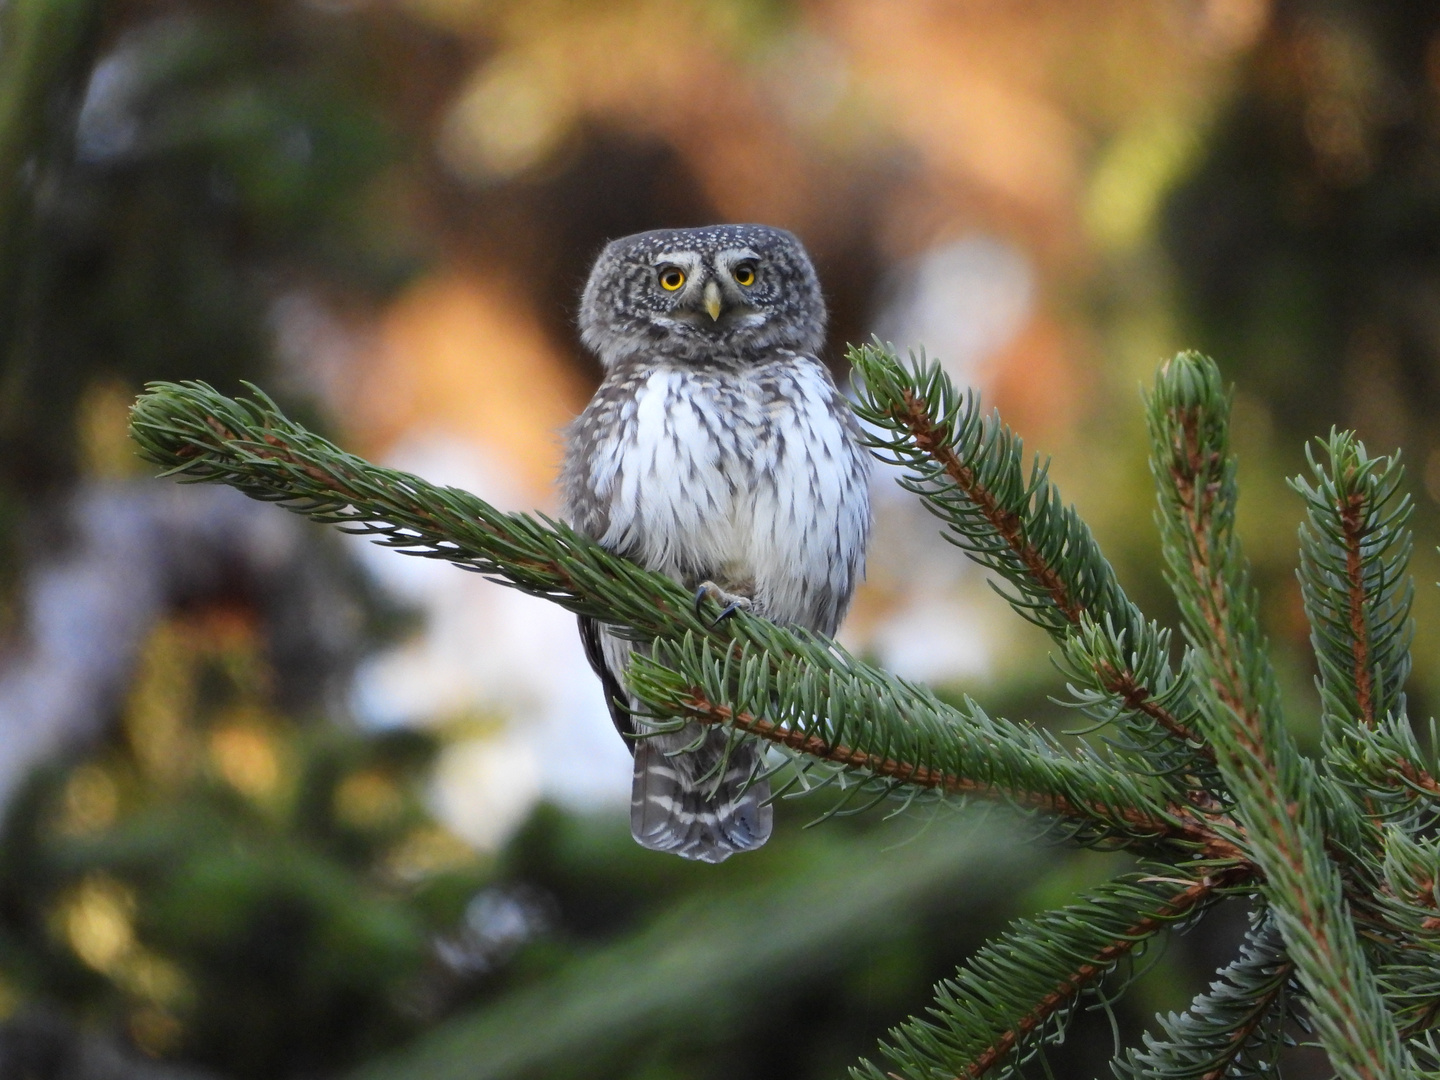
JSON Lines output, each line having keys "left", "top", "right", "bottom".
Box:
{"left": 76, "top": 53, "right": 142, "bottom": 163}
{"left": 853, "top": 234, "right": 1036, "bottom": 686}
{"left": 872, "top": 235, "right": 1033, "bottom": 386}
{"left": 430, "top": 734, "right": 541, "bottom": 852}
{"left": 269, "top": 291, "right": 369, "bottom": 406}
{"left": 867, "top": 593, "right": 992, "bottom": 686}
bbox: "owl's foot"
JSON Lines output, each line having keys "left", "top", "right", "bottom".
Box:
{"left": 693, "top": 581, "right": 753, "bottom": 625}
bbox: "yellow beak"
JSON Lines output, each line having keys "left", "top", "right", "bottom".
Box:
{"left": 703, "top": 280, "right": 722, "bottom": 321}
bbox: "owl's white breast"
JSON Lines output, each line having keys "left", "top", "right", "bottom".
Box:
{"left": 587, "top": 357, "right": 868, "bottom": 633}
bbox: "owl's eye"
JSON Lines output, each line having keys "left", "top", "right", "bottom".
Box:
{"left": 658, "top": 267, "right": 686, "bottom": 291}
{"left": 733, "top": 262, "right": 757, "bottom": 287}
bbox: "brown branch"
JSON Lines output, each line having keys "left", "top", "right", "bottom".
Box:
{"left": 1166, "top": 408, "right": 1440, "bottom": 1030}
{"left": 677, "top": 690, "right": 1246, "bottom": 864}
{"left": 901, "top": 389, "right": 1080, "bottom": 622}
{"left": 895, "top": 390, "right": 1205, "bottom": 757}
{"left": 1328, "top": 484, "right": 1440, "bottom": 812}
{"left": 1245, "top": 801, "right": 1387, "bottom": 1076}
{"left": 1331, "top": 485, "right": 1440, "bottom": 801}
{"left": 961, "top": 869, "right": 1248, "bottom": 1079}
{"left": 1102, "top": 667, "right": 1214, "bottom": 762}
{"left": 1168, "top": 409, "right": 1259, "bottom": 750}
{"left": 1338, "top": 490, "right": 1376, "bottom": 727}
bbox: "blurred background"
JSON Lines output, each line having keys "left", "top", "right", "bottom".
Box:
{"left": 0, "top": 0, "right": 1437, "bottom": 1077}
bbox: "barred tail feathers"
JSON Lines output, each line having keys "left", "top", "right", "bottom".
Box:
{"left": 630, "top": 724, "right": 772, "bottom": 863}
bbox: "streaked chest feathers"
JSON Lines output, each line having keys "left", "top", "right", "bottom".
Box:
{"left": 567, "top": 356, "right": 869, "bottom": 636}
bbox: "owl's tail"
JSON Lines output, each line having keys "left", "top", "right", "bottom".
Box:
{"left": 630, "top": 723, "right": 772, "bottom": 863}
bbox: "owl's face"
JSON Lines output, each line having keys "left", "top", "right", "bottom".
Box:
{"left": 578, "top": 224, "right": 826, "bottom": 366}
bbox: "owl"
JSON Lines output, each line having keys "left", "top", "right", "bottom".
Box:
{"left": 561, "top": 224, "right": 871, "bottom": 863}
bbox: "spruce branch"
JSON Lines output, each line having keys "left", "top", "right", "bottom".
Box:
{"left": 128, "top": 380, "right": 717, "bottom": 634}
{"left": 1111, "top": 918, "right": 1295, "bottom": 1080}
{"left": 628, "top": 638, "right": 1244, "bottom": 861}
{"left": 849, "top": 343, "right": 1211, "bottom": 779}
{"left": 1149, "top": 352, "right": 1408, "bottom": 1080}
{"left": 852, "top": 866, "right": 1248, "bottom": 1080}
{"left": 127, "top": 381, "right": 1219, "bottom": 853}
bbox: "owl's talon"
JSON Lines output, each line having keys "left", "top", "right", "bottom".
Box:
{"left": 694, "top": 580, "right": 752, "bottom": 624}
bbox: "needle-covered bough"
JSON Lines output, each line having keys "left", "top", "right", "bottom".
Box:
{"left": 129, "top": 347, "right": 1440, "bottom": 1080}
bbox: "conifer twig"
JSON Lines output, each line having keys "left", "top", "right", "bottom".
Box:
{"left": 895, "top": 383, "right": 1198, "bottom": 749}
{"left": 850, "top": 344, "right": 1212, "bottom": 775}
{"left": 1292, "top": 435, "right": 1440, "bottom": 829}
{"left": 1113, "top": 918, "right": 1295, "bottom": 1080}
{"left": 853, "top": 866, "right": 1248, "bottom": 1080}
{"left": 958, "top": 871, "right": 1240, "bottom": 1080}
{"left": 655, "top": 676, "right": 1244, "bottom": 863}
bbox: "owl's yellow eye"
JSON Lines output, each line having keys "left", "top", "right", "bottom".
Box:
{"left": 733, "top": 262, "right": 756, "bottom": 287}
{"left": 658, "top": 267, "right": 685, "bottom": 291}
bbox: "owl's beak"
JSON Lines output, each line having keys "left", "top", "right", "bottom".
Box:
{"left": 702, "top": 280, "right": 723, "bottom": 321}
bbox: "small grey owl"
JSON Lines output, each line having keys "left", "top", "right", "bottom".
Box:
{"left": 561, "top": 224, "right": 871, "bottom": 863}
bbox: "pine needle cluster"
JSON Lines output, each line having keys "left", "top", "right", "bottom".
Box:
{"left": 127, "top": 347, "right": 1440, "bottom": 1079}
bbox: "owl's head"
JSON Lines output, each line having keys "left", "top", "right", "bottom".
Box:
{"left": 578, "top": 224, "right": 826, "bottom": 366}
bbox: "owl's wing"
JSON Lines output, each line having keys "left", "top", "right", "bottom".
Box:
{"left": 577, "top": 614, "right": 634, "bottom": 748}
